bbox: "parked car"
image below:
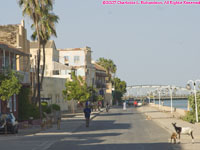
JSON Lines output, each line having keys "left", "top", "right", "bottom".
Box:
{"left": 0, "top": 113, "right": 18, "bottom": 134}
{"left": 137, "top": 102, "right": 142, "bottom": 106}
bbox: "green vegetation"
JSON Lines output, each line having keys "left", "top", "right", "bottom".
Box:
{"left": 41, "top": 102, "right": 51, "bottom": 114}
{"left": 42, "top": 102, "right": 60, "bottom": 115}
{"left": 63, "top": 72, "right": 90, "bottom": 103}
{"left": 0, "top": 71, "right": 22, "bottom": 113}
{"left": 50, "top": 104, "right": 61, "bottom": 111}
{"left": 18, "top": 87, "right": 40, "bottom": 121}
{"left": 96, "top": 57, "right": 117, "bottom": 82}
{"left": 112, "top": 77, "right": 127, "bottom": 105}
{"left": 0, "top": 71, "right": 22, "bottom": 101}
{"left": 182, "top": 93, "right": 200, "bottom": 123}
{"left": 97, "top": 95, "right": 104, "bottom": 101}
{"left": 18, "top": 0, "right": 59, "bottom": 118}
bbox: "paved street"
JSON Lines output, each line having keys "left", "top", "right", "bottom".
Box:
{"left": 0, "top": 107, "right": 182, "bottom": 150}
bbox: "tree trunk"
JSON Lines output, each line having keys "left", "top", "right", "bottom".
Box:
{"left": 35, "top": 17, "right": 42, "bottom": 119}
{"left": 40, "top": 43, "right": 46, "bottom": 89}
{"left": 72, "top": 99, "right": 75, "bottom": 114}
{"left": 32, "top": 55, "right": 38, "bottom": 104}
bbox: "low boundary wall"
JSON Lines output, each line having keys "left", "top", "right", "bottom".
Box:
{"left": 149, "top": 103, "right": 188, "bottom": 117}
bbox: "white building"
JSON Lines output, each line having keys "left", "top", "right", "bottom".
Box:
{"left": 30, "top": 40, "right": 72, "bottom": 111}
{"left": 30, "top": 41, "right": 72, "bottom": 78}
{"left": 58, "top": 46, "right": 95, "bottom": 87}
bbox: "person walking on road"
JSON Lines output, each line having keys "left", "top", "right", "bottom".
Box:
{"left": 84, "top": 104, "right": 91, "bottom": 127}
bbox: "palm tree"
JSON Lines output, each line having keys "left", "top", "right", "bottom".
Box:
{"left": 31, "top": 7, "right": 59, "bottom": 88}
{"left": 96, "top": 57, "right": 117, "bottom": 82}
{"left": 18, "top": 0, "right": 58, "bottom": 119}
{"left": 18, "top": 0, "right": 42, "bottom": 118}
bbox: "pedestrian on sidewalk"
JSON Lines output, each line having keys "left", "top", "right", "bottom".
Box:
{"left": 98, "top": 101, "right": 102, "bottom": 111}
{"left": 84, "top": 104, "right": 91, "bottom": 127}
{"left": 123, "top": 101, "right": 126, "bottom": 110}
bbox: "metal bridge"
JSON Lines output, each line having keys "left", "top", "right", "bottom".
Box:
{"left": 124, "top": 85, "right": 190, "bottom": 100}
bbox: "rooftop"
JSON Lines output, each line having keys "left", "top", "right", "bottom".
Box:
{"left": 93, "top": 63, "right": 106, "bottom": 72}
{"left": 0, "top": 42, "right": 30, "bottom": 56}
{"left": 30, "top": 40, "right": 56, "bottom": 49}
{"left": 58, "top": 46, "right": 91, "bottom": 51}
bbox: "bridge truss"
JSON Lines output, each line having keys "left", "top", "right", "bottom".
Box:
{"left": 124, "top": 85, "right": 190, "bottom": 100}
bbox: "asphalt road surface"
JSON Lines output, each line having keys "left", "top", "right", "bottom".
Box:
{"left": 0, "top": 107, "right": 181, "bottom": 150}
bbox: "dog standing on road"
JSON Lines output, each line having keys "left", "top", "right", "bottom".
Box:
{"left": 170, "top": 132, "right": 177, "bottom": 144}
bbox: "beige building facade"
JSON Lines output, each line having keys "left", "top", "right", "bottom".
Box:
{"left": 0, "top": 20, "right": 31, "bottom": 118}
{"left": 0, "top": 20, "right": 30, "bottom": 83}
{"left": 30, "top": 40, "right": 71, "bottom": 111}
{"left": 58, "top": 46, "right": 95, "bottom": 87}
{"left": 92, "top": 62, "right": 113, "bottom": 106}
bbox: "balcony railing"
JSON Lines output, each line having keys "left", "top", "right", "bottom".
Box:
{"left": 0, "top": 69, "right": 30, "bottom": 84}
{"left": 96, "top": 81, "right": 106, "bottom": 88}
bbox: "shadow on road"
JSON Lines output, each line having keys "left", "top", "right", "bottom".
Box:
{"left": 74, "top": 120, "right": 131, "bottom": 132}
{"left": 99, "top": 113, "right": 134, "bottom": 117}
{"left": 49, "top": 139, "right": 181, "bottom": 150}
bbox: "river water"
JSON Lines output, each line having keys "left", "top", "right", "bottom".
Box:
{"left": 154, "top": 99, "right": 189, "bottom": 110}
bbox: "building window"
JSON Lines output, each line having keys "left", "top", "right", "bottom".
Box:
{"left": 64, "top": 56, "right": 69, "bottom": 61}
{"left": 14, "top": 94, "right": 16, "bottom": 112}
{"left": 53, "top": 70, "right": 60, "bottom": 75}
{"left": 74, "top": 56, "right": 80, "bottom": 63}
{"left": 64, "top": 56, "right": 69, "bottom": 66}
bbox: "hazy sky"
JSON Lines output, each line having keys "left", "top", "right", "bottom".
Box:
{"left": 1, "top": 0, "right": 200, "bottom": 87}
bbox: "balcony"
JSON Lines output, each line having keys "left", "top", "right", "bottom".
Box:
{"left": 96, "top": 81, "right": 106, "bottom": 89}
{"left": 17, "top": 70, "right": 30, "bottom": 84}
{"left": 0, "top": 69, "right": 30, "bottom": 84}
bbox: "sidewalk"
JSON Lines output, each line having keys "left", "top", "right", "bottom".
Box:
{"left": 13, "top": 109, "right": 103, "bottom": 137}
{"left": 137, "top": 105, "right": 200, "bottom": 149}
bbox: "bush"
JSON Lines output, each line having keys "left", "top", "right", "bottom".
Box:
{"left": 41, "top": 102, "right": 51, "bottom": 114}
{"left": 18, "top": 87, "right": 40, "bottom": 121}
{"left": 28, "top": 104, "right": 40, "bottom": 119}
{"left": 50, "top": 104, "right": 60, "bottom": 111}
{"left": 182, "top": 93, "right": 200, "bottom": 123}
{"left": 182, "top": 111, "right": 196, "bottom": 124}
{"left": 41, "top": 103, "right": 60, "bottom": 116}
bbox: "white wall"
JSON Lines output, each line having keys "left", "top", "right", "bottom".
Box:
{"left": 41, "top": 77, "right": 68, "bottom": 111}
{"left": 59, "top": 50, "right": 85, "bottom": 66}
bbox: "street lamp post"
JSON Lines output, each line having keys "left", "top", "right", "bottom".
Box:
{"left": 166, "top": 86, "right": 177, "bottom": 114}
{"left": 158, "top": 90, "right": 161, "bottom": 109}
{"left": 170, "top": 88, "right": 173, "bottom": 113}
{"left": 156, "top": 88, "right": 164, "bottom": 109}
{"left": 187, "top": 80, "right": 200, "bottom": 123}
{"left": 147, "top": 92, "right": 150, "bottom": 104}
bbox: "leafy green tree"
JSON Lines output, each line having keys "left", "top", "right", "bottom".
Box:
{"left": 63, "top": 72, "right": 90, "bottom": 112}
{"left": 183, "top": 93, "right": 200, "bottom": 123}
{"left": 112, "top": 77, "right": 127, "bottom": 104}
{"left": 0, "top": 71, "right": 22, "bottom": 113}
{"left": 96, "top": 57, "right": 117, "bottom": 82}
{"left": 97, "top": 95, "right": 104, "bottom": 101}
